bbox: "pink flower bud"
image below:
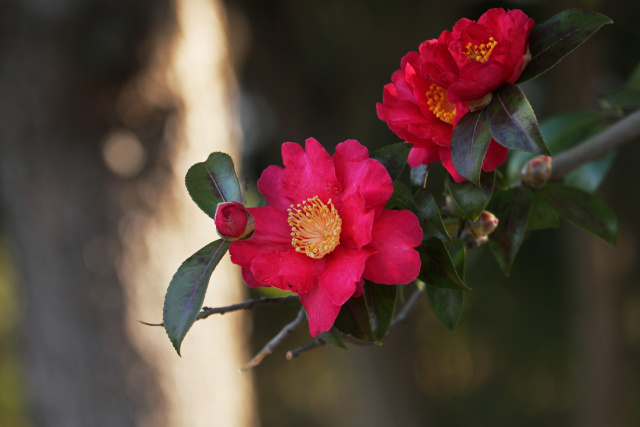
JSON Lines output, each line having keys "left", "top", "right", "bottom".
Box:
{"left": 520, "top": 155, "right": 552, "bottom": 188}
{"left": 214, "top": 201, "right": 255, "bottom": 241}
{"left": 465, "top": 211, "right": 499, "bottom": 237}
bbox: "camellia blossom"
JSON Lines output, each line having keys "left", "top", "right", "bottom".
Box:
{"left": 229, "top": 138, "right": 422, "bottom": 337}
{"left": 424, "top": 8, "right": 535, "bottom": 104}
{"left": 377, "top": 43, "right": 507, "bottom": 182}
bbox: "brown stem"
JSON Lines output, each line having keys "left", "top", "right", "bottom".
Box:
{"left": 550, "top": 109, "right": 640, "bottom": 180}
{"left": 240, "top": 308, "right": 306, "bottom": 371}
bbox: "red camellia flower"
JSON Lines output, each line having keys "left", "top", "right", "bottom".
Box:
{"left": 424, "top": 8, "right": 535, "bottom": 104}
{"left": 229, "top": 138, "right": 422, "bottom": 337}
{"left": 377, "top": 42, "right": 507, "bottom": 182}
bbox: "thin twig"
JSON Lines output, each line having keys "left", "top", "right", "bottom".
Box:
{"left": 286, "top": 287, "right": 425, "bottom": 360}
{"left": 240, "top": 307, "right": 306, "bottom": 371}
{"left": 198, "top": 295, "right": 299, "bottom": 320}
{"left": 138, "top": 295, "right": 299, "bottom": 327}
{"left": 550, "top": 108, "right": 640, "bottom": 180}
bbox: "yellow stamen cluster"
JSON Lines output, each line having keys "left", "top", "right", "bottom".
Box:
{"left": 465, "top": 37, "right": 497, "bottom": 62}
{"left": 426, "top": 84, "right": 456, "bottom": 125}
{"left": 287, "top": 196, "right": 342, "bottom": 259}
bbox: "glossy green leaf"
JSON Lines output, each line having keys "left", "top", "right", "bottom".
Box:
{"left": 185, "top": 152, "right": 243, "bottom": 220}
{"left": 507, "top": 112, "right": 607, "bottom": 182}
{"left": 410, "top": 164, "right": 429, "bottom": 187}
{"left": 446, "top": 171, "right": 495, "bottom": 221}
{"left": 319, "top": 327, "right": 348, "bottom": 349}
{"left": 518, "top": 9, "right": 613, "bottom": 83}
{"left": 334, "top": 294, "right": 375, "bottom": 342}
{"left": 418, "top": 238, "right": 470, "bottom": 290}
{"left": 163, "top": 239, "right": 231, "bottom": 355}
{"left": 449, "top": 239, "right": 466, "bottom": 281}
{"left": 538, "top": 183, "right": 617, "bottom": 246}
{"left": 426, "top": 286, "right": 464, "bottom": 332}
{"left": 385, "top": 180, "right": 413, "bottom": 209}
{"left": 412, "top": 188, "right": 450, "bottom": 242}
{"left": 488, "top": 188, "right": 534, "bottom": 276}
{"left": 372, "top": 143, "right": 412, "bottom": 182}
{"left": 507, "top": 111, "right": 613, "bottom": 192}
{"left": 602, "top": 62, "right": 640, "bottom": 108}
{"left": 426, "top": 240, "right": 465, "bottom": 331}
{"left": 450, "top": 107, "right": 492, "bottom": 184}
{"left": 527, "top": 192, "right": 560, "bottom": 231}
{"left": 364, "top": 282, "right": 398, "bottom": 342}
{"left": 487, "top": 84, "right": 550, "bottom": 155}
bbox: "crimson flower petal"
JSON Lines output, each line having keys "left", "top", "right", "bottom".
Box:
{"left": 229, "top": 206, "right": 291, "bottom": 269}
{"left": 251, "top": 249, "right": 326, "bottom": 294}
{"left": 333, "top": 140, "right": 393, "bottom": 212}
{"left": 299, "top": 286, "right": 341, "bottom": 337}
{"left": 257, "top": 165, "right": 289, "bottom": 211}
{"left": 363, "top": 210, "right": 422, "bottom": 284}
{"left": 319, "top": 245, "right": 375, "bottom": 306}
{"left": 340, "top": 192, "right": 374, "bottom": 249}
{"left": 281, "top": 138, "right": 342, "bottom": 208}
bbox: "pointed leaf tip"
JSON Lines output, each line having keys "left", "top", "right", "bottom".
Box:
{"left": 163, "top": 239, "right": 231, "bottom": 355}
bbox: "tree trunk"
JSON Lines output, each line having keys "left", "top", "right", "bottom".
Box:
{"left": 0, "top": 1, "right": 255, "bottom": 426}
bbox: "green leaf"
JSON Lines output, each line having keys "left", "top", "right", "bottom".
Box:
{"left": 412, "top": 188, "right": 451, "bottom": 242}
{"left": 426, "top": 286, "right": 464, "bottom": 332}
{"left": 488, "top": 188, "right": 534, "bottom": 276}
{"left": 185, "top": 152, "right": 243, "bottom": 220}
{"left": 385, "top": 180, "right": 414, "bottom": 209}
{"left": 602, "top": 62, "right": 640, "bottom": 108}
{"left": 450, "top": 107, "right": 492, "bottom": 184}
{"left": 364, "top": 282, "right": 398, "bottom": 342}
{"left": 487, "top": 84, "right": 550, "bottom": 155}
{"left": 527, "top": 192, "right": 560, "bottom": 231}
{"left": 518, "top": 9, "right": 613, "bottom": 83}
{"left": 446, "top": 171, "right": 496, "bottom": 221}
{"left": 507, "top": 111, "right": 613, "bottom": 192}
{"left": 372, "top": 143, "right": 412, "bottom": 182}
{"left": 419, "top": 238, "right": 470, "bottom": 290}
{"left": 334, "top": 294, "right": 375, "bottom": 342}
{"left": 426, "top": 239, "right": 466, "bottom": 331}
{"left": 319, "top": 327, "right": 349, "bottom": 349}
{"left": 506, "top": 112, "right": 607, "bottom": 182}
{"left": 449, "top": 239, "right": 466, "bottom": 281}
{"left": 163, "top": 239, "right": 231, "bottom": 355}
{"left": 565, "top": 152, "right": 616, "bottom": 193}
{"left": 538, "top": 183, "right": 617, "bottom": 246}
{"left": 410, "top": 164, "right": 429, "bottom": 187}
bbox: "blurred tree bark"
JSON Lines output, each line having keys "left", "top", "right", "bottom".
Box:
{"left": 0, "top": 1, "right": 255, "bottom": 426}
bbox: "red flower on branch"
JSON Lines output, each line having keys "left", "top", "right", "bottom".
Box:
{"left": 421, "top": 8, "right": 534, "bottom": 105}
{"left": 229, "top": 138, "right": 422, "bottom": 336}
{"left": 377, "top": 43, "right": 507, "bottom": 182}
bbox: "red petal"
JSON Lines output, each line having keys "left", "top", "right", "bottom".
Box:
{"left": 333, "top": 140, "right": 393, "bottom": 212}
{"left": 257, "top": 165, "right": 289, "bottom": 211}
{"left": 251, "top": 249, "right": 326, "bottom": 294}
{"left": 299, "top": 286, "right": 341, "bottom": 337}
{"left": 319, "top": 245, "right": 374, "bottom": 306}
{"left": 229, "top": 206, "right": 291, "bottom": 270}
{"left": 481, "top": 140, "right": 508, "bottom": 172}
{"left": 339, "top": 192, "right": 374, "bottom": 249}
{"left": 281, "top": 139, "right": 342, "bottom": 208}
{"left": 363, "top": 209, "right": 422, "bottom": 284}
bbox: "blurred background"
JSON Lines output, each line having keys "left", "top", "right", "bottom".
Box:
{"left": 0, "top": 0, "right": 639, "bottom": 426}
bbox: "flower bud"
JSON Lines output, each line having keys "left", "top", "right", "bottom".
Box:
{"left": 520, "top": 155, "right": 552, "bottom": 188}
{"left": 465, "top": 211, "right": 499, "bottom": 237}
{"left": 214, "top": 201, "right": 255, "bottom": 241}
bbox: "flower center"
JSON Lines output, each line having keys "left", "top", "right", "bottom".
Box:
{"left": 287, "top": 196, "right": 342, "bottom": 259}
{"left": 465, "top": 37, "right": 497, "bottom": 62}
{"left": 426, "top": 84, "right": 456, "bottom": 125}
